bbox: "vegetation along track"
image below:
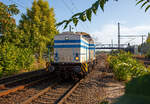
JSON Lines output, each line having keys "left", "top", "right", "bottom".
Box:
{"left": 0, "top": 69, "right": 51, "bottom": 97}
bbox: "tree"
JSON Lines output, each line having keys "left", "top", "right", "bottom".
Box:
{"left": 0, "top": 2, "right": 20, "bottom": 43}
{"left": 57, "top": 0, "right": 150, "bottom": 29}
{"left": 146, "top": 32, "right": 150, "bottom": 43}
{"left": 0, "top": 2, "right": 35, "bottom": 77}
{"left": 19, "top": 0, "right": 58, "bottom": 60}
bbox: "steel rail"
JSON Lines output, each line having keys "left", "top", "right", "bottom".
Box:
{"left": 0, "top": 74, "right": 52, "bottom": 97}
{"left": 0, "top": 71, "right": 50, "bottom": 90}
{"left": 0, "top": 69, "right": 46, "bottom": 84}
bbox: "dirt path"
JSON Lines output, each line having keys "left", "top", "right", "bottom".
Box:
{"left": 65, "top": 53, "right": 125, "bottom": 104}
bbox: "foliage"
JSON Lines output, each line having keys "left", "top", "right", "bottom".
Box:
{"left": 17, "top": 48, "right": 35, "bottom": 71}
{"left": 0, "top": 2, "right": 20, "bottom": 43}
{"left": 19, "top": 0, "right": 58, "bottom": 59}
{"left": 145, "top": 33, "right": 150, "bottom": 58}
{"left": 146, "top": 33, "right": 150, "bottom": 43}
{"left": 108, "top": 51, "right": 150, "bottom": 81}
{"left": 113, "top": 74, "right": 150, "bottom": 104}
{"left": 136, "top": 0, "right": 150, "bottom": 12}
{"left": 57, "top": 0, "right": 150, "bottom": 29}
{"left": 0, "top": 42, "right": 19, "bottom": 76}
{"left": 113, "top": 94, "right": 150, "bottom": 104}
{"left": 0, "top": 42, "right": 35, "bottom": 77}
{"left": 125, "top": 74, "right": 150, "bottom": 96}
{"left": 57, "top": 0, "right": 117, "bottom": 29}
{"left": 100, "top": 100, "right": 109, "bottom": 104}
{"left": 138, "top": 33, "right": 150, "bottom": 58}
{"left": 0, "top": 2, "right": 35, "bottom": 77}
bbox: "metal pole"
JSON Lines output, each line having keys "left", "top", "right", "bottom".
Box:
{"left": 118, "top": 22, "right": 120, "bottom": 49}
{"left": 142, "top": 35, "right": 144, "bottom": 44}
{"left": 69, "top": 25, "right": 71, "bottom": 32}
{"left": 141, "top": 35, "right": 144, "bottom": 55}
{"left": 111, "top": 39, "right": 113, "bottom": 48}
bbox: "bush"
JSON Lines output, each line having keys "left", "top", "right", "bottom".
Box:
{"left": 108, "top": 51, "right": 150, "bottom": 81}
{"left": 0, "top": 42, "right": 35, "bottom": 77}
{"left": 17, "top": 48, "right": 35, "bottom": 71}
{"left": 0, "top": 43, "right": 20, "bottom": 76}
{"left": 113, "top": 74, "right": 150, "bottom": 104}
{"left": 125, "top": 74, "right": 150, "bottom": 96}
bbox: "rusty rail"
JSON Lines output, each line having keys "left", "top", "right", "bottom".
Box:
{"left": 0, "top": 69, "right": 46, "bottom": 84}
{"left": 20, "top": 78, "right": 83, "bottom": 104}
{"left": 0, "top": 72, "right": 50, "bottom": 90}
{"left": 21, "top": 82, "right": 57, "bottom": 104}
{"left": 0, "top": 75, "right": 50, "bottom": 97}
{"left": 57, "top": 80, "right": 81, "bottom": 104}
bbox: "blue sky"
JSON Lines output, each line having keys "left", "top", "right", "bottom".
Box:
{"left": 1, "top": 0, "right": 150, "bottom": 45}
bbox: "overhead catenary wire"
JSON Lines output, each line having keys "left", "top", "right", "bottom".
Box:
{"left": 8, "top": 0, "right": 27, "bottom": 10}
{"left": 70, "top": 0, "right": 90, "bottom": 32}
{"left": 61, "top": 0, "right": 89, "bottom": 32}
{"left": 61, "top": 0, "right": 78, "bottom": 31}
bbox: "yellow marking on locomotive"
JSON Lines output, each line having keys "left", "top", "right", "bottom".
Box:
{"left": 81, "top": 65, "right": 86, "bottom": 72}
{"left": 82, "top": 64, "right": 87, "bottom": 72}
{"left": 81, "top": 63, "right": 88, "bottom": 72}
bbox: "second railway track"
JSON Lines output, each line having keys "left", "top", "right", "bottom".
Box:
{"left": 0, "top": 69, "right": 53, "bottom": 97}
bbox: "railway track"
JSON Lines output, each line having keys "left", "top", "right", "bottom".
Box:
{"left": 0, "top": 70, "right": 95, "bottom": 104}
{"left": 0, "top": 73, "right": 85, "bottom": 104}
{"left": 20, "top": 79, "right": 81, "bottom": 104}
{"left": 0, "top": 69, "right": 46, "bottom": 84}
{"left": 134, "top": 56, "right": 150, "bottom": 66}
{"left": 0, "top": 69, "right": 51, "bottom": 97}
{"left": 0, "top": 56, "right": 99, "bottom": 104}
{"left": 20, "top": 68, "right": 97, "bottom": 104}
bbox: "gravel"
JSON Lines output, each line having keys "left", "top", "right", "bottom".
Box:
{"left": 0, "top": 79, "right": 53, "bottom": 104}
{"left": 64, "top": 53, "right": 125, "bottom": 104}
{"left": 0, "top": 53, "right": 125, "bottom": 104}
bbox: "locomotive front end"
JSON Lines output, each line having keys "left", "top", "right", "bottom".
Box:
{"left": 49, "top": 32, "right": 96, "bottom": 79}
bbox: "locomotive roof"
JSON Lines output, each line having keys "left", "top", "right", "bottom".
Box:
{"left": 59, "top": 32, "right": 94, "bottom": 42}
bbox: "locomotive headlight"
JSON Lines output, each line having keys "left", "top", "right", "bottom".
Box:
{"left": 75, "top": 53, "right": 79, "bottom": 61}
{"left": 75, "top": 56, "right": 79, "bottom": 61}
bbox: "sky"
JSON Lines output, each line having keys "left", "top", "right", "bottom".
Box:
{"left": 1, "top": 0, "right": 150, "bottom": 45}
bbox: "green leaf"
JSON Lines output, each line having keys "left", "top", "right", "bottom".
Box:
{"left": 99, "top": 0, "right": 106, "bottom": 11}
{"left": 92, "top": 1, "right": 99, "bottom": 14}
{"left": 79, "top": 13, "right": 87, "bottom": 21}
{"left": 56, "top": 20, "right": 67, "bottom": 26}
{"left": 136, "top": 0, "right": 144, "bottom": 5}
{"left": 63, "top": 19, "right": 72, "bottom": 29}
{"left": 141, "top": 1, "right": 148, "bottom": 8}
{"left": 73, "top": 18, "right": 78, "bottom": 26}
{"left": 145, "top": 5, "right": 150, "bottom": 12}
{"left": 86, "top": 9, "right": 92, "bottom": 21}
{"left": 72, "top": 12, "right": 82, "bottom": 18}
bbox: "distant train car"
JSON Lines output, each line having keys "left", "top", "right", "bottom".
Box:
{"left": 48, "top": 32, "right": 96, "bottom": 78}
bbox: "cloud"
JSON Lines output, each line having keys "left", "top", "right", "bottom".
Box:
{"left": 91, "top": 24, "right": 150, "bottom": 45}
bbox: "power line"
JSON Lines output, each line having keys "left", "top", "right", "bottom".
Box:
{"left": 61, "top": 0, "right": 74, "bottom": 14}
{"left": 8, "top": 0, "right": 27, "bottom": 10}
{"left": 61, "top": 0, "right": 88, "bottom": 32}
{"left": 70, "top": 0, "right": 90, "bottom": 32}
